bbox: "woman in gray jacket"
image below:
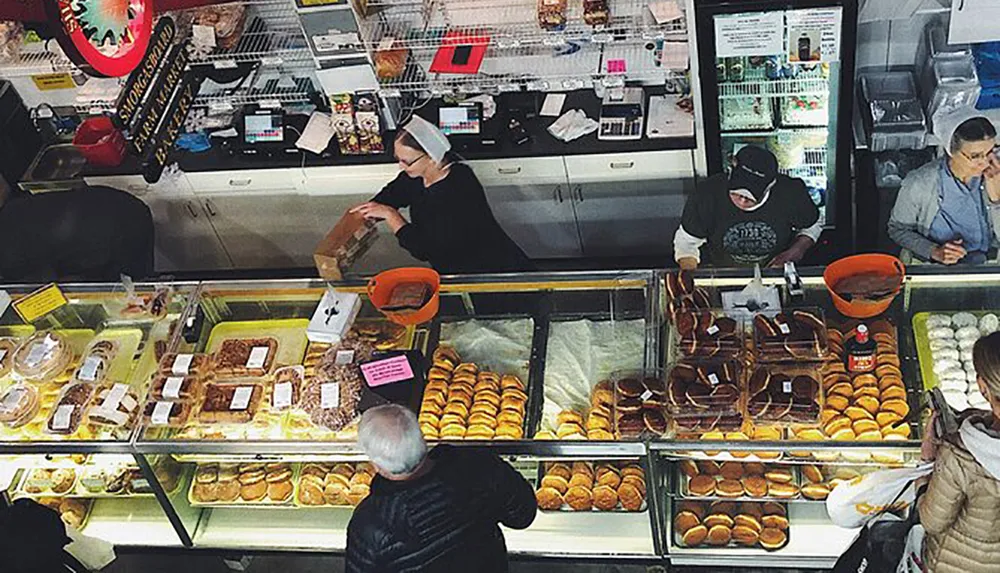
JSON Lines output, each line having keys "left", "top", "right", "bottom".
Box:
{"left": 888, "top": 111, "right": 1000, "bottom": 264}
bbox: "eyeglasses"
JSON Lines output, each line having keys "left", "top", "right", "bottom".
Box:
{"left": 397, "top": 153, "right": 425, "bottom": 167}
{"left": 959, "top": 145, "right": 999, "bottom": 162}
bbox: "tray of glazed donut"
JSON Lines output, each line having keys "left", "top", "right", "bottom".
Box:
{"left": 188, "top": 462, "right": 297, "bottom": 507}
{"left": 673, "top": 500, "right": 790, "bottom": 551}
{"left": 677, "top": 460, "right": 801, "bottom": 501}
{"left": 534, "top": 460, "right": 647, "bottom": 512}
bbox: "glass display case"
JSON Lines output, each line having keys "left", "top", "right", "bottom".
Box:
{"left": 0, "top": 281, "right": 198, "bottom": 547}
{"left": 7, "top": 267, "right": 994, "bottom": 563}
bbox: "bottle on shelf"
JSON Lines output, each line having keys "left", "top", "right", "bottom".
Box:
{"left": 845, "top": 324, "right": 876, "bottom": 373}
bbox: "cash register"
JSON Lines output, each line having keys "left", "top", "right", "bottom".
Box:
{"left": 598, "top": 87, "right": 645, "bottom": 141}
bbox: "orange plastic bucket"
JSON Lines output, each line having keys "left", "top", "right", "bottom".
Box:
{"left": 367, "top": 267, "right": 441, "bottom": 326}
{"left": 823, "top": 254, "right": 905, "bottom": 319}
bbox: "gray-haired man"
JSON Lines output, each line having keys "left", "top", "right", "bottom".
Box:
{"left": 346, "top": 404, "right": 537, "bottom": 573}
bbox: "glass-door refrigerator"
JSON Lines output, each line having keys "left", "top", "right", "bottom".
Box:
{"left": 694, "top": 0, "right": 858, "bottom": 254}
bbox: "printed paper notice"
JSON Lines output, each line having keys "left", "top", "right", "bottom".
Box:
{"left": 785, "top": 7, "right": 842, "bottom": 63}
{"left": 151, "top": 402, "right": 172, "bottom": 426}
{"left": 230, "top": 386, "right": 254, "bottom": 411}
{"left": 273, "top": 382, "right": 293, "bottom": 409}
{"left": 246, "top": 346, "right": 270, "bottom": 369}
{"left": 321, "top": 382, "right": 340, "bottom": 409}
{"left": 360, "top": 355, "right": 414, "bottom": 387}
{"left": 171, "top": 354, "right": 193, "bottom": 375}
{"left": 714, "top": 11, "right": 784, "bottom": 57}
{"left": 163, "top": 377, "right": 184, "bottom": 400}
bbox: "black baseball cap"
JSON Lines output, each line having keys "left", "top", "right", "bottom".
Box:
{"left": 728, "top": 146, "right": 778, "bottom": 202}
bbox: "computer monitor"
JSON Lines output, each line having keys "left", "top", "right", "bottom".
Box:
{"left": 438, "top": 104, "right": 482, "bottom": 136}
{"left": 243, "top": 112, "right": 285, "bottom": 144}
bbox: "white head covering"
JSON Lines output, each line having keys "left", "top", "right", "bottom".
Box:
{"left": 402, "top": 115, "right": 451, "bottom": 164}
{"left": 933, "top": 106, "right": 994, "bottom": 157}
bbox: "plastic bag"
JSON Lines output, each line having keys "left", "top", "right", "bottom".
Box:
{"left": 896, "top": 524, "right": 927, "bottom": 573}
{"left": 65, "top": 524, "right": 116, "bottom": 571}
{"left": 826, "top": 463, "right": 933, "bottom": 528}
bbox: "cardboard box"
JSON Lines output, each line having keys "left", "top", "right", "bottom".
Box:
{"left": 314, "top": 210, "right": 378, "bottom": 280}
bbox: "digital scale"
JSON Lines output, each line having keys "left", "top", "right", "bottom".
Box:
{"left": 598, "top": 87, "right": 645, "bottom": 141}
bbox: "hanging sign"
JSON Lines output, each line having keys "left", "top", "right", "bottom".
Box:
{"left": 116, "top": 17, "right": 177, "bottom": 130}
{"left": 785, "top": 8, "right": 843, "bottom": 63}
{"left": 45, "top": 0, "right": 153, "bottom": 77}
{"left": 714, "top": 11, "right": 784, "bottom": 58}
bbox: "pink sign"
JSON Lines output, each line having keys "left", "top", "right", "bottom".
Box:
{"left": 607, "top": 59, "right": 626, "bottom": 74}
{"left": 360, "top": 355, "right": 415, "bottom": 387}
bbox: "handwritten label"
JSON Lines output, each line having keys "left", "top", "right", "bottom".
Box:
{"left": 321, "top": 382, "right": 340, "bottom": 409}
{"left": 230, "top": 386, "right": 254, "bottom": 411}
{"left": 335, "top": 350, "right": 355, "bottom": 365}
{"left": 779, "top": 322, "right": 791, "bottom": 335}
{"left": 52, "top": 404, "right": 74, "bottom": 430}
{"left": 246, "top": 346, "right": 270, "bottom": 369}
{"left": 151, "top": 401, "right": 172, "bottom": 425}
{"left": 273, "top": 382, "right": 293, "bottom": 409}
{"left": 78, "top": 356, "right": 103, "bottom": 382}
{"left": 171, "top": 354, "right": 193, "bottom": 375}
{"left": 13, "top": 283, "right": 68, "bottom": 323}
{"left": 708, "top": 373, "right": 720, "bottom": 386}
{"left": 783, "top": 380, "right": 792, "bottom": 393}
{"left": 163, "top": 376, "right": 184, "bottom": 399}
{"left": 102, "top": 383, "right": 130, "bottom": 411}
{"left": 360, "top": 355, "right": 414, "bottom": 387}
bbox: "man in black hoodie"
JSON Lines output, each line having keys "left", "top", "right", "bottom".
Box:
{"left": 346, "top": 404, "right": 537, "bottom": 573}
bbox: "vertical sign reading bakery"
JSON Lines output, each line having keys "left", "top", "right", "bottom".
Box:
{"left": 45, "top": 0, "right": 153, "bottom": 77}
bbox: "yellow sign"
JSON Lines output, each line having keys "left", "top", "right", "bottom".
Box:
{"left": 13, "top": 283, "right": 69, "bottom": 323}
{"left": 30, "top": 73, "right": 76, "bottom": 91}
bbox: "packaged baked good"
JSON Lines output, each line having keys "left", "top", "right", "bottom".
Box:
{"left": 667, "top": 360, "right": 744, "bottom": 433}
{"left": 143, "top": 400, "right": 192, "bottom": 428}
{"left": 158, "top": 353, "right": 212, "bottom": 377}
{"left": 752, "top": 308, "right": 829, "bottom": 362}
{"left": 748, "top": 364, "right": 822, "bottom": 425}
{"left": 72, "top": 339, "right": 118, "bottom": 385}
{"left": 271, "top": 366, "right": 304, "bottom": 411}
{"left": 613, "top": 373, "right": 668, "bottom": 439}
{"left": 538, "top": 0, "right": 567, "bottom": 30}
{"left": 192, "top": 3, "right": 247, "bottom": 51}
{"left": 0, "top": 383, "right": 39, "bottom": 428}
{"left": 86, "top": 382, "right": 140, "bottom": 428}
{"left": 45, "top": 383, "right": 95, "bottom": 435}
{"left": 374, "top": 39, "right": 408, "bottom": 80}
{"left": 198, "top": 383, "right": 263, "bottom": 424}
{"left": 0, "top": 337, "right": 17, "bottom": 378}
{"left": 213, "top": 338, "right": 278, "bottom": 378}
{"left": 13, "top": 332, "right": 73, "bottom": 382}
{"left": 583, "top": 0, "right": 609, "bottom": 26}
{"left": 149, "top": 373, "right": 202, "bottom": 402}
{"left": 675, "top": 310, "right": 744, "bottom": 360}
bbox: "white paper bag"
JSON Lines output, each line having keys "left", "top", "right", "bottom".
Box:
{"left": 826, "top": 463, "right": 933, "bottom": 529}
{"left": 65, "top": 525, "right": 116, "bottom": 571}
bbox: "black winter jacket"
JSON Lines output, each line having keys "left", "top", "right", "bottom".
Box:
{"left": 345, "top": 445, "right": 537, "bottom": 572}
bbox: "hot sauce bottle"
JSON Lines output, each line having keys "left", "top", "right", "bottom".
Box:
{"left": 845, "top": 323, "right": 876, "bottom": 373}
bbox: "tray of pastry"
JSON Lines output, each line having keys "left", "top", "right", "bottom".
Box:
{"left": 418, "top": 345, "right": 529, "bottom": 441}
{"left": 351, "top": 319, "right": 414, "bottom": 351}
{"left": 913, "top": 311, "right": 992, "bottom": 400}
{"left": 197, "top": 382, "right": 264, "bottom": 424}
{"left": 36, "top": 497, "right": 92, "bottom": 530}
{"left": 674, "top": 425, "right": 785, "bottom": 462}
{"left": 295, "top": 333, "right": 377, "bottom": 436}
{"left": 17, "top": 467, "right": 79, "bottom": 496}
{"left": 294, "top": 462, "right": 374, "bottom": 507}
{"left": 746, "top": 363, "right": 823, "bottom": 426}
{"left": 667, "top": 360, "right": 744, "bottom": 434}
{"left": 673, "top": 500, "right": 790, "bottom": 551}
{"left": 677, "top": 460, "right": 801, "bottom": 501}
{"left": 188, "top": 462, "right": 297, "bottom": 507}
{"left": 205, "top": 319, "right": 310, "bottom": 379}
{"left": 534, "top": 460, "right": 648, "bottom": 512}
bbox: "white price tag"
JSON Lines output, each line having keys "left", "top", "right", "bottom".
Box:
{"left": 246, "top": 346, "right": 270, "bottom": 369}
{"left": 543, "top": 35, "right": 566, "bottom": 46}
{"left": 706, "top": 325, "right": 720, "bottom": 336}
{"left": 213, "top": 59, "right": 238, "bottom": 70}
{"left": 52, "top": 404, "right": 74, "bottom": 430}
{"left": 171, "top": 354, "right": 194, "bottom": 375}
{"left": 78, "top": 355, "right": 103, "bottom": 382}
{"left": 163, "top": 376, "right": 184, "bottom": 400}
{"left": 640, "top": 389, "right": 653, "bottom": 401}
{"left": 258, "top": 99, "right": 281, "bottom": 110}
{"left": 335, "top": 350, "right": 355, "bottom": 365}
{"left": 708, "top": 373, "right": 720, "bottom": 386}
{"left": 783, "top": 380, "right": 792, "bottom": 393}
{"left": 498, "top": 83, "right": 521, "bottom": 93}
{"left": 151, "top": 401, "right": 173, "bottom": 426}
{"left": 230, "top": 386, "right": 254, "bottom": 411}
{"left": 209, "top": 101, "right": 235, "bottom": 114}
{"left": 779, "top": 322, "right": 791, "bottom": 335}
{"left": 102, "top": 383, "right": 129, "bottom": 411}
{"left": 273, "top": 382, "right": 293, "bottom": 409}
{"left": 592, "top": 32, "right": 613, "bottom": 43}
{"left": 321, "top": 382, "right": 340, "bottom": 409}
{"left": 25, "top": 343, "right": 48, "bottom": 367}
{"left": 192, "top": 24, "right": 217, "bottom": 49}
{"left": 260, "top": 56, "right": 283, "bottom": 66}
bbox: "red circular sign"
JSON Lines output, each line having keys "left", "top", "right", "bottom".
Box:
{"left": 46, "top": 0, "right": 153, "bottom": 77}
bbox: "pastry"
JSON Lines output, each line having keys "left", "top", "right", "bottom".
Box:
{"left": 681, "top": 524, "right": 708, "bottom": 546}
{"left": 347, "top": 484, "right": 370, "bottom": 506}
{"left": 679, "top": 460, "right": 699, "bottom": 478}
{"left": 546, "top": 463, "right": 572, "bottom": 481}
{"left": 802, "top": 483, "right": 831, "bottom": 500}
{"left": 535, "top": 487, "right": 564, "bottom": 510}
{"left": 240, "top": 479, "right": 268, "bottom": 502}
{"left": 674, "top": 511, "right": 701, "bottom": 535}
{"left": 689, "top": 475, "right": 716, "bottom": 496}
{"left": 622, "top": 475, "right": 646, "bottom": 497}
{"left": 50, "top": 469, "right": 75, "bottom": 494}
{"left": 592, "top": 485, "right": 619, "bottom": 511}
{"left": 214, "top": 337, "right": 278, "bottom": 378}
{"left": 617, "top": 482, "right": 644, "bottom": 511}
{"left": 719, "top": 462, "right": 743, "bottom": 481}
{"left": 568, "top": 474, "right": 593, "bottom": 489}
{"left": 764, "top": 469, "right": 793, "bottom": 484}
{"left": 759, "top": 527, "right": 787, "bottom": 550}
{"left": 596, "top": 469, "right": 621, "bottom": 489}
{"left": 734, "top": 513, "right": 762, "bottom": 533}
{"left": 767, "top": 482, "right": 798, "bottom": 498}
{"left": 802, "top": 465, "right": 824, "bottom": 484}
{"left": 571, "top": 462, "right": 594, "bottom": 478}
{"left": 299, "top": 479, "right": 325, "bottom": 506}
{"left": 565, "top": 486, "right": 593, "bottom": 511}
{"left": 268, "top": 480, "right": 293, "bottom": 502}
{"left": 198, "top": 383, "right": 263, "bottom": 424}
{"left": 716, "top": 479, "right": 743, "bottom": 498}
{"left": 193, "top": 482, "right": 219, "bottom": 503}
{"left": 761, "top": 514, "right": 789, "bottom": 530}
{"left": 217, "top": 480, "right": 241, "bottom": 502}
{"left": 706, "top": 524, "right": 733, "bottom": 546}
{"left": 540, "top": 474, "right": 569, "bottom": 495}
{"left": 733, "top": 525, "right": 760, "bottom": 546}
{"left": 742, "top": 475, "right": 768, "bottom": 498}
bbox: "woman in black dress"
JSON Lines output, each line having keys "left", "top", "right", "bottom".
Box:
{"left": 350, "top": 116, "right": 531, "bottom": 274}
